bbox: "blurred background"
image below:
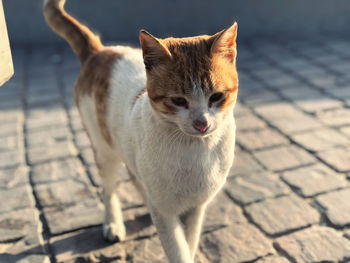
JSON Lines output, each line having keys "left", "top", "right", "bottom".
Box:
{"left": 4, "top": 0, "right": 350, "bottom": 45}
{"left": 2, "top": 1, "right": 350, "bottom": 263}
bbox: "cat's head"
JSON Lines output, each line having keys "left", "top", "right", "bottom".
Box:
{"left": 139, "top": 23, "right": 238, "bottom": 137}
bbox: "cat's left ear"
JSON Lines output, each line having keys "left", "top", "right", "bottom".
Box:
{"left": 211, "top": 22, "right": 238, "bottom": 63}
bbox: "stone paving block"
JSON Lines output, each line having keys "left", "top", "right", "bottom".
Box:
{"left": 123, "top": 207, "right": 156, "bottom": 241}
{"left": 229, "top": 151, "right": 264, "bottom": 177}
{"left": 255, "top": 103, "right": 323, "bottom": 134}
{"left": 70, "top": 115, "right": 85, "bottom": 133}
{"left": 74, "top": 130, "right": 91, "bottom": 149}
{"left": 0, "top": 209, "right": 45, "bottom": 259}
{"left": 44, "top": 198, "right": 104, "bottom": 235}
{"left": 240, "top": 87, "right": 281, "bottom": 106}
{"left": 237, "top": 128, "right": 289, "bottom": 151}
{"left": 0, "top": 108, "right": 20, "bottom": 124}
{"left": 34, "top": 179, "right": 95, "bottom": 208}
{"left": 130, "top": 237, "right": 166, "bottom": 263}
{"left": 0, "top": 121, "right": 18, "bottom": 137}
{"left": 50, "top": 226, "right": 127, "bottom": 263}
{"left": 27, "top": 141, "right": 77, "bottom": 165}
{"left": 295, "top": 95, "right": 343, "bottom": 113}
{"left": 256, "top": 255, "right": 289, "bottom": 263}
{"left": 25, "top": 105, "right": 68, "bottom": 131}
{"left": 0, "top": 254, "right": 50, "bottom": 263}
{"left": 317, "top": 147, "right": 350, "bottom": 172}
{"left": 316, "top": 188, "right": 350, "bottom": 227}
{"left": 317, "top": 108, "right": 350, "bottom": 127}
{"left": 235, "top": 113, "right": 267, "bottom": 131}
{"left": 80, "top": 147, "right": 96, "bottom": 166}
{"left": 0, "top": 166, "right": 29, "bottom": 189}
{"left": 292, "top": 128, "right": 350, "bottom": 152}
{"left": 277, "top": 84, "right": 320, "bottom": 100}
{"left": 274, "top": 226, "right": 350, "bottom": 263}
{"left": 234, "top": 102, "right": 251, "bottom": 117}
{"left": 254, "top": 145, "right": 316, "bottom": 172}
{"left": 26, "top": 88, "right": 61, "bottom": 107}
{"left": 0, "top": 134, "right": 18, "bottom": 152}
{"left": 282, "top": 163, "right": 348, "bottom": 197}
{"left": 341, "top": 125, "right": 350, "bottom": 138}
{"left": 0, "top": 185, "right": 34, "bottom": 213}
{"left": 325, "top": 86, "right": 350, "bottom": 102}
{"left": 200, "top": 223, "right": 274, "bottom": 262}
{"left": 31, "top": 158, "right": 88, "bottom": 184}
{"left": 245, "top": 195, "right": 319, "bottom": 236}
{"left": 26, "top": 125, "right": 71, "bottom": 148}
{"left": 0, "top": 148, "right": 23, "bottom": 169}
{"left": 204, "top": 192, "right": 246, "bottom": 231}
{"left": 263, "top": 74, "right": 301, "bottom": 89}
{"left": 225, "top": 172, "right": 290, "bottom": 205}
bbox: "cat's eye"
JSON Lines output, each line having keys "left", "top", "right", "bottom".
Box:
{"left": 171, "top": 97, "right": 188, "bottom": 108}
{"left": 209, "top": 92, "right": 224, "bottom": 104}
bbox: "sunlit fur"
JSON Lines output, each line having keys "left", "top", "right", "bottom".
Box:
{"left": 44, "top": 1, "right": 238, "bottom": 262}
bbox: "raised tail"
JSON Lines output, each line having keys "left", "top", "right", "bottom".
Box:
{"left": 43, "top": 0, "right": 103, "bottom": 63}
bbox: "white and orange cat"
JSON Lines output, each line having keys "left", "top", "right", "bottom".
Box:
{"left": 44, "top": 0, "right": 238, "bottom": 262}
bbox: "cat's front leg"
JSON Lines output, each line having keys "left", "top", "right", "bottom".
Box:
{"left": 148, "top": 203, "right": 192, "bottom": 263}
{"left": 182, "top": 204, "right": 206, "bottom": 261}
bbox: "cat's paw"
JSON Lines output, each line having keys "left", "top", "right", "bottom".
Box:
{"left": 103, "top": 222, "right": 126, "bottom": 242}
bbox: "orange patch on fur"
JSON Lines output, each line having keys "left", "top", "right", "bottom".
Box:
{"left": 75, "top": 48, "right": 122, "bottom": 145}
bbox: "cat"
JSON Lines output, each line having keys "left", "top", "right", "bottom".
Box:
{"left": 44, "top": 0, "right": 238, "bottom": 262}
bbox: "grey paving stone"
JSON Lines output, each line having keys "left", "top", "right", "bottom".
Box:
{"left": 254, "top": 145, "right": 316, "bottom": 172}
{"left": 292, "top": 128, "right": 350, "bottom": 152}
{"left": 80, "top": 147, "right": 96, "bottom": 166}
{"left": 204, "top": 192, "right": 246, "bottom": 231}
{"left": 234, "top": 102, "right": 251, "bottom": 117}
{"left": 282, "top": 163, "right": 348, "bottom": 197}
{"left": 235, "top": 113, "right": 267, "bottom": 131}
{"left": 274, "top": 226, "right": 350, "bottom": 263}
{"left": 25, "top": 105, "right": 68, "bottom": 131}
{"left": 0, "top": 185, "right": 34, "bottom": 213}
{"left": 0, "top": 208, "right": 45, "bottom": 256}
{"left": 0, "top": 254, "right": 50, "bottom": 263}
{"left": 341, "top": 126, "right": 350, "bottom": 138}
{"left": 200, "top": 223, "right": 274, "bottom": 262}
{"left": 70, "top": 115, "right": 85, "bottom": 133}
{"left": 237, "top": 128, "right": 289, "bottom": 151}
{"left": 317, "top": 108, "right": 350, "bottom": 127}
{"left": 74, "top": 130, "right": 91, "bottom": 149}
{"left": 50, "top": 226, "right": 127, "bottom": 263}
{"left": 44, "top": 198, "right": 104, "bottom": 235}
{"left": 255, "top": 103, "right": 323, "bottom": 134}
{"left": 26, "top": 125, "right": 71, "bottom": 148}
{"left": 0, "top": 134, "right": 18, "bottom": 152}
{"left": 245, "top": 195, "right": 319, "bottom": 236}
{"left": 240, "top": 87, "right": 281, "bottom": 105}
{"left": 229, "top": 151, "right": 264, "bottom": 177}
{"left": 0, "top": 108, "right": 20, "bottom": 124}
{"left": 317, "top": 147, "right": 350, "bottom": 172}
{"left": 27, "top": 141, "right": 77, "bottom": 165}
{"left": 0, "top": 122, "right": 18, "bottom": 137}
{"left": 324, "top": 86, "right": 350, "bottom": 102}
{"left": 31, "top": 158, "right": 88, "bottom": 185}
{"left": 0, "top": 149, "right": 23, "bottom": 169}
{"left": 316, "top": 188, "right": 350, "bottom": 227}
{"left": 123, "top": 207, "right": 156, "bottom": 241}
{"left": 130, "top": 237, "right": 166, "bottom": 263}
{"left": 256, "top": 255, "right": 289, "bottom": 263}
{"left": 295, "top": 95, "right": 343, "bottom": 113}
{"left": 26, "top": 88, "right": 61, "bottom": 107}
{"left": 225, "top": 172, "right": 290, "bottom": 205}
{"left": 0, "top": 166, "right": 29, "bottom": 189}
{"left": 34, "top": 179, "right": 95, "bottom": 208}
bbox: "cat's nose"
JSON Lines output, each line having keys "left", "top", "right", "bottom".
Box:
{"left": 193, "top": 119, "right": 210, "bottom": 133}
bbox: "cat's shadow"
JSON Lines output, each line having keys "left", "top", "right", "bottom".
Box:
{"left": 1, "top": 212, "right": 154, "bottom": 262}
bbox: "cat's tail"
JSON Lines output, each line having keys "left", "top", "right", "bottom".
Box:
{"left": 43, "top": 0, "right": 103, "bottom": 63}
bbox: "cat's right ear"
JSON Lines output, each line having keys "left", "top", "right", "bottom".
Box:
{"left": 139, "top": 30, "right": 172, "bottom": 70}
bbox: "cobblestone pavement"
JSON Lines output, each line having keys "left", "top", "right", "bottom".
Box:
{"left": 1, "top": 38, "right": 350, "bottom": 263}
